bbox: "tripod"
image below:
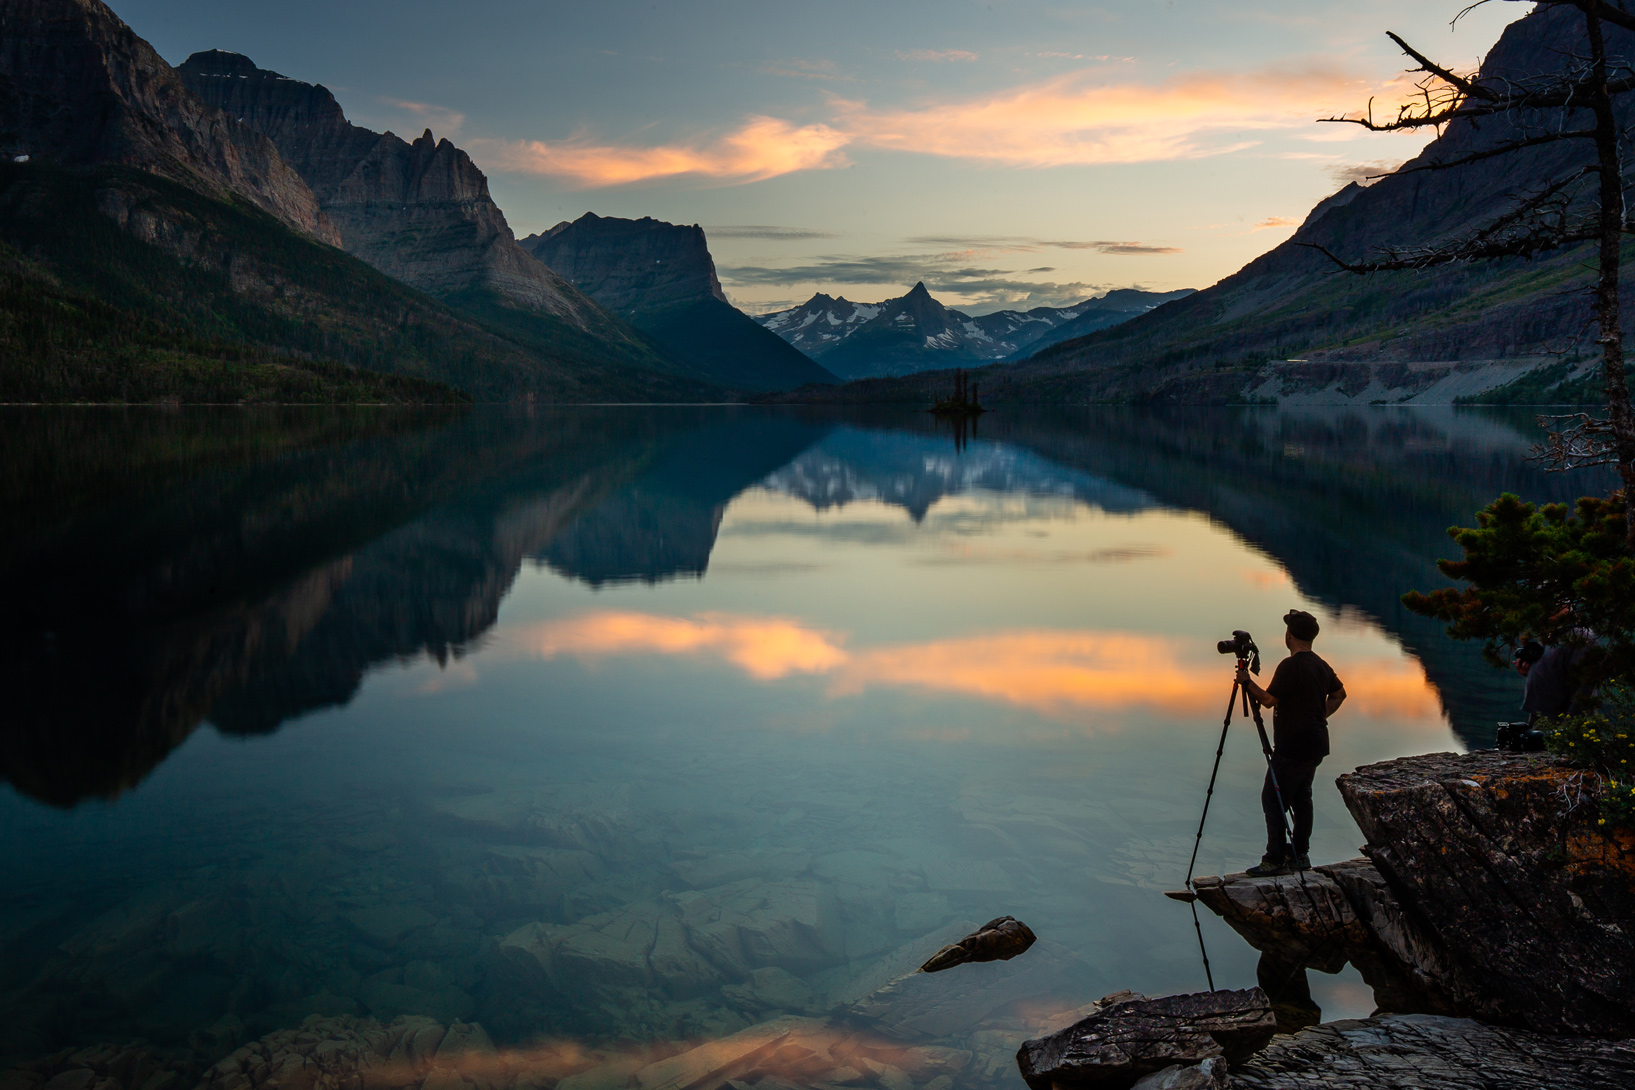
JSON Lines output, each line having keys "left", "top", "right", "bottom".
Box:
{"left": 1166, "top": 656, "right": 1304, "bottom": 992}
{"left": 1176, "top": 655, "right": 1300, "bottom": 895}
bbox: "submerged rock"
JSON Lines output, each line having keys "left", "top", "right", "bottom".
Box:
{"left": 917, "top": 916, "right": 1036, "bottom": 973}
{"left": 1015, "top": 988, "right": 1275, "bottom": 1090}
{"left": 1231, "top": 1012, "right": 1635, "bottom": 1089}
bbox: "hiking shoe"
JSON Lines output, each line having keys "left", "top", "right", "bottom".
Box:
{"left": 1292, "top": 852, "right": 1312, "bottom": 871}
{"left": 1246, "top": 855, "right": 1292, "bottom": 877}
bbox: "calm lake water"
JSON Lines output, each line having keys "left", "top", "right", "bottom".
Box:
{"left": 0, "top": 405, "right": 1607, "bottom": 1089}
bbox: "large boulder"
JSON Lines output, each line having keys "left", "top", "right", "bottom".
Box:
{"left": 1015, "top": 989, "right": 1275, "bottom": 1090}
{"left": 1338, "top": 752, "right": 1635, "bottom": 1036}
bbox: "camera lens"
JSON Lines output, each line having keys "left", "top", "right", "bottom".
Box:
{"left": 1216, "top": 640, "right": 1236, "bottom": 655}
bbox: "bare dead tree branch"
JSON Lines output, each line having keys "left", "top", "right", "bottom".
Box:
{"left": 1534, "top": 412, "right": 1623, "bottom": 468}
{"left": 1394, "top": 129, "right": 1599, "bottom": 175}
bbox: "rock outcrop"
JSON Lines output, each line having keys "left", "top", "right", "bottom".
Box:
{"left": 523, "top": 212, "right": 727, "bottom": 312}
{"left": 1338, "top": 751, "right": 1635, "bottom": 1037}
{"left": 0, "top": 0, "right": 335, "bottom": 243}
{"left": 1191, "top": 752, "right": 1635, "bottom": 1036}
{"left": 1015, "top": 989, "right": 1275, "bottom": 1090}
{"left": 174, "top": 51, "right": 602, "bottom": 325}
{"left": 521, "top": 213, "right": 836, "bottom": 392}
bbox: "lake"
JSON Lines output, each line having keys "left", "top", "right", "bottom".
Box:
{"left": 0, "top": 405, "right": 1605, "bottom": 1090}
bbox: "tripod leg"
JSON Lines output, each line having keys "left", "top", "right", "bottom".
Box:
{"left": 1181, "top": 681, "right": 1239, "bottom": 890}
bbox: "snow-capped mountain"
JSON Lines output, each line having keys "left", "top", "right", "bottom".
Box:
{"left": 754, "top": 283, "right": 1194, "bottom": 381}
{"left": 756, "top": 293, "right": 886, "bottom": 357}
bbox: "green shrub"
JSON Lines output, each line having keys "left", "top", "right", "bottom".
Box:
{"left": 1544, "top": 683, "right": 1635, "bottom": 826}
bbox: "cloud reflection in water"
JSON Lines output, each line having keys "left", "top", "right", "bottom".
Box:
{"left": 505, "top": 611, "right": 1441, "bottom": 724}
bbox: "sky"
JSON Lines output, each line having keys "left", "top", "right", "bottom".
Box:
{"left": 119, "top": 0, "right": 1527, "bottom": 315}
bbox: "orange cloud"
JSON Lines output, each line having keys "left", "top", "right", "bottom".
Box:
{"left": 507, "top": 611, "right": 1442, "bottom": 725}
{"left": 466, "top": 117, "right": 851, "bottom": 187}
{"left": 829, "top": 630, "right": 1214, "bottom": 715}
{"left": 835, "top": 67, "right": 1392, "bottom": 168}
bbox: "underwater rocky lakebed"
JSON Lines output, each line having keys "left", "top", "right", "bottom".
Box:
{"left": 0, "top": 405, "right": 1609, "bottom": 1090}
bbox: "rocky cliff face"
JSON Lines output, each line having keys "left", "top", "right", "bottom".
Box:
{"left": 1339, "top": 751, "right": 1635, "bottom": 1037}
{"left": 175, "top": 50, "right": 601, "bottom": 325}
{"left": 0, "top": 0, "right": 336, "bottom": 244}
{"left": 521, "top": 212, "right": 728, "bottom": 313}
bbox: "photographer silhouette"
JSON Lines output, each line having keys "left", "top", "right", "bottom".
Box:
{"left": 1235, "top": 609, "right": 1347, "bottom": 876}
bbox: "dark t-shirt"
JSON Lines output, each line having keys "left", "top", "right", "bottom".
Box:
{"left": 1266, "top": 650, "right": 1344, "bottom": 761}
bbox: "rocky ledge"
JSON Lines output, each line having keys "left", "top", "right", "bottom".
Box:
{"left": 1019, "top": 751, "right": 1635, "bottom": 1089}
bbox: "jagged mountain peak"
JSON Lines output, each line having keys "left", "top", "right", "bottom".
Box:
{"left": 0, "top": 2, "right": 336, "bottom": 243}
{"left": 176, "top": 50, "right": 613, "bottom": 324}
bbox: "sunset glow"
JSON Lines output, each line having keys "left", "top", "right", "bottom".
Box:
{"left": 478, "top": 68, "right": 1425, "bottom": 187}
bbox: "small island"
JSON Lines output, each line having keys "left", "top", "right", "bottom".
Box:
{"left": 930, "top": 369, "right": 985, "bottom": 417}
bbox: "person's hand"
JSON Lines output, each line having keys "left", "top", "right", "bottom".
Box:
{"left": 1235, "top": 666, "right": 1252, "bottom": 686}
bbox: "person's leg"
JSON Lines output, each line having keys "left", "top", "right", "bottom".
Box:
{"left": 1282, "top": 758, "right": 1319, "bottom": 863}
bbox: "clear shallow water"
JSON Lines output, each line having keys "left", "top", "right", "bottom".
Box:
{"left": 0, "top": 406, "right": 1607, "bottom": 1088}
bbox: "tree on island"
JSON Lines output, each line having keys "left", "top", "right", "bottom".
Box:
{"left": 1321, "top": 2, "right": 1635, "bottom": 713}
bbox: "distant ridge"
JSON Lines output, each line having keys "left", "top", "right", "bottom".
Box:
{"left": 756, "top": 283, "right": 1193, "bottom": 380}
{"left": 523, "top": 213, "right": 837, "bottom": 392}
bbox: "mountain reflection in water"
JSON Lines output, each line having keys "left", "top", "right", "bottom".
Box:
{"left": 0, "top": 404, "right": 1610, "bottom": 1085}
{"left": 0, "top": 405, "right": 1598, "bottom": 808}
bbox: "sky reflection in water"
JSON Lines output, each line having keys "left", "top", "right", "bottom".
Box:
{"left": 0, "top": 407, "right": 1603, "bottom": 1089}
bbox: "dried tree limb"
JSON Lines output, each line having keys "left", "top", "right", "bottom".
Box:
{"left": 1394, "top": 129, "right": 1600, "bottom": 174}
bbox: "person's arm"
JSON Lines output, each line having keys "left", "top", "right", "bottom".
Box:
{"left": 1235, "top": 666, "right": 1279, "bottom": 708}
{"left": 1326, "top": 685, "right": 1347, "bottom": 717}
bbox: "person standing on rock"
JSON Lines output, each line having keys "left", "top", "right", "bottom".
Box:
{"left": 1234, "top": 609, "right": 1346, "bottom": 876}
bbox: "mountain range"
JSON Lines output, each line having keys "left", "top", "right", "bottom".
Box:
{"left": 0, "top": 0, "right": 827, "bottom": 402}
{"left": 755, "top": 283, "right": 1193, "bottom": 380}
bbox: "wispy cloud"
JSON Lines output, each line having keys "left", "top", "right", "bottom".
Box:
{"left": 1253, "top": 216, "right": 1298, "bottom": 231}
{"left": 372, "top": 96, "right": 466, "bottom": 139}
{"left": 476, "top": 64, "right": 1413, "bottom": 188}
{"left": 466, "top": 117, "right": 851, "bottom": 187}
{"left": 902, "top": 235, "right": 1180, "bottom": 254}
{"left": 705, "top": 225, "right": 842, "bottom": 240}
{"left": 760, "top": 58, "right": 849, "bottom": 81}
{"left": 896, "top": 49, "right": 979, "bottom": 62}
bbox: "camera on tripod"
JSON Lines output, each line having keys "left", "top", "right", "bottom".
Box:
{"left": 1216, "top": 629, "right": 1260, "bottom": 673}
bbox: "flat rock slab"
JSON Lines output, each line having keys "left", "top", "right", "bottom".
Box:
{"left": 1191, "top": 868, "right": 1369, "bottom": 972}
{"left": 1016, "top": 989, "right": 1274, "bottom": 1090}
{"left": 1232, "top": 1013, "right": 1635, "bottom": 1090}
